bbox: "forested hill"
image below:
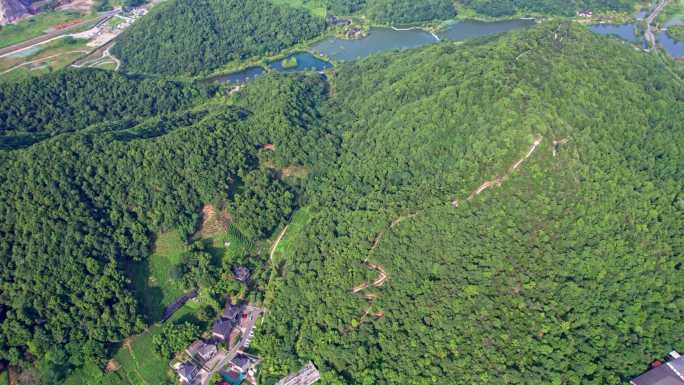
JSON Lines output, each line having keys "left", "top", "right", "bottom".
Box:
{"left": 111, "top": 0, "right": 326, "bottom": 76}
{"left": 0, "top": 69, "right": 207, "bottom": 139}
{"left": 322, "top": 0, "right": 639, "bottom": 20}
{"left": 459, "top": 0, "right": 640, "bottom": 17}
{"left": 0, "top": 70, "right": 334, "bottom": 381}
{"left": 253, "top": 23, "right": 684, "bottom": 385}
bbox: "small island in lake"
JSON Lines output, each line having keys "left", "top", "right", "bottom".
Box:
{"left": 667, "top": 24, "right": 684, "bottom": 42}
{"left": 281, "top": 56, "right": 298, "bottom": 69}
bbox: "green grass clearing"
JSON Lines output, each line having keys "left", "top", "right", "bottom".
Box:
{"left": 0, "top": 11, "right": 88, "bottom": 49}
{"left": 126, "top": 230, "right": 189, "bottom": 322}
{"left": 270, "top": 207, "right": 311, "bottom": 262}
{"left": 0, "top": 371, "right": 8, "bottom": 385}
{"left": 63, "top": 229, "right": 214, "bottom": 385}
{"left": 62, "top": 303, "right": 201, "bottom": 385}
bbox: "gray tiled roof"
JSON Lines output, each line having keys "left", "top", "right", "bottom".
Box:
{"left": 631, "top": 357, "right": 684, "bottom": 385}
{"left": 212, "top": 318, "right": 233, "bottom": 338}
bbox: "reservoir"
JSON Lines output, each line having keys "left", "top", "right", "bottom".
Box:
{"left": 311, "top": 27, "right": 438, "bottom": 62}
{"left": 657, "top": 31, "right": 684, "bottom": 57}
{"left": 214, "top": 19, "right": 535, "bottom": 82}
{"left": 589, "top": 24, "right": 641, "bottom": 43}
{"left": 209, "top": 66, "right": 265, "bottom": 83}
{"left": 589, "top": 22, "right": 684, "bottom": 59}
{"left": 438, "top": 19, "right": 535, "bottom": 41}
{"left": 311, "top": 19, "right": 536, "bottom": 61}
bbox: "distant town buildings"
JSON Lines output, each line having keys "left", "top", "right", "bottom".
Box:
{"left": 274, "top": 362, "right": 321, "bottom": 385}
{"left": 174, "top": 301, "right": 264, "bottom": 385}
{"left": 631, "top": 351, "right": 684, "bottom": 385}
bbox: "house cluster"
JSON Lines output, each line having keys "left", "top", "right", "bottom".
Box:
{"left": 175, "top": 340, "right": 216, "bottom": 384}
{"left": 631, "top": 351, "right": 684, "bottom": 385}
{"left": 220, "top": 352, "right": 261, "bottom": 385}
{"left": 577, "top": 10, "right": 593, "bottom": 17}
{"left": 211, "top": 300, "right": 244, "bottom": 346}
{"left": 173, "top": 300, "right": 263, "bottom": 385}
{"left": 274, "top": 362, "right": 321, "bottom": 385}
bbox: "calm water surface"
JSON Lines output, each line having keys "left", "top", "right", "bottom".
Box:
{"left": 209, "top": 66, "right": 265, "bottom": 83}
{"left": 589, "top": 22, "right": 684, "bottom": 59}
{"left": 589, "top": 24, "right": 641, "bottom": 43}
{"left": 268, "top": 52, "right": 333, "bottom": 72}
{"left": 657, "top": 32, "right": 684, "bottom": 57}
{"left": 438, "top": 19, "right": 535, "bottom": 41}
{"left": 312, "top": 19, "right": 535, "bottom": 61}
{"left": 311, "top": 27, "right": 438, "bottom": 61}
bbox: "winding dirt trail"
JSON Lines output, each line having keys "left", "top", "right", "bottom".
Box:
{"left": 349, "top": 136, "right": 543, "bottom": 327}
{"left": 270, "top": 225, "right": 289, "bottom": 261}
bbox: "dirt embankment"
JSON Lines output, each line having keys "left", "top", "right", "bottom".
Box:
{"left": 197, "top": 204, "right": 231, "bottom": 238}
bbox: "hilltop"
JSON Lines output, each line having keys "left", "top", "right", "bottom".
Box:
{"left": 252, "top": 22, "right": 684, "bottom": 384}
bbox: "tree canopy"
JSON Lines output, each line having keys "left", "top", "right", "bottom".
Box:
{"left": 1, "top": 20, "right": 683, "bottom": 385}
{"left": 111, "top": 0, "right": 326, "bottom": 75}
{"left": 0, "top": 69, "right": 333, "bottom": 381}
{"left": 460, "top": 0, "right": 641, "bottom": 17}
{"left": 0, "top": 69, "right": 206, "bottom": 146}
{"left": 251, "top": 23, "right": 684, "bottom": 385}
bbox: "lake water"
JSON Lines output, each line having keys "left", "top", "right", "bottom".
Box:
{"left": 311, "top": 19, "right": 536, "bottom": 61}
{"left": 311, "top": 27, "right": 438, "bottom": 61}
{"left": 209, "top": 66, "right": 265, "bottom": 83}
{"left": 589, "top": 24, "right": 641, "bottom": 43}
{"left": 438, "top": 19, "right": 535, "bottom": 41}
{"left": 268, "top": 52, "right": 333, "bottom": 72}
{"left": 589, "top": 22, "right": 684, "bottom": 59}
{"left": 657, "top": 31, "right": 684, "bottom": 57}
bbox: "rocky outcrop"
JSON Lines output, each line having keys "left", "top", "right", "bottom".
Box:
{"left": 0, "top": 0, "right": 29, "bottom": 25}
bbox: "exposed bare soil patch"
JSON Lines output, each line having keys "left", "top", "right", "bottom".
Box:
{"left": 197, "top": 204, "right": 232, "bottom": 238}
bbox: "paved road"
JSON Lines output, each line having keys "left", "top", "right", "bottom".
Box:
{"left": 645, "top": 0, "right": 669, "bottom": 50}
{"left": 0, "top": 9, "right": 119, "bottom": 58}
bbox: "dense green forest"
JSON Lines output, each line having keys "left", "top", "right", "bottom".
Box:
{"left": 252, "top": 23, "right": 684, "bottom": 385}
{"left": 365, "top": 0, "right": 455, "bottom": 24}
{"left": 0, "top": 69, "right": 334, "bottom": 382}
{"left": 318, "top": 0, "right": 640, "bottom": 19}
{"left": 0, "top": 69, "right": 206, "bottom": 139}
{"left": 111, "top": 0, "right": 326, "bottom": 75}
{"left": 2, "top": 19, "right": 684, "bottom": 385}
{"left": 460, "top": 0, "right": 641, "bottom": 17}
